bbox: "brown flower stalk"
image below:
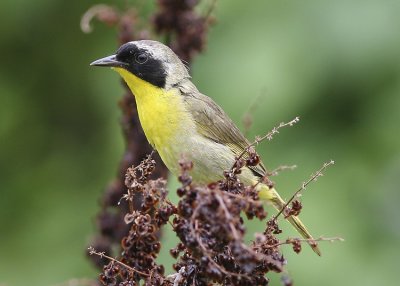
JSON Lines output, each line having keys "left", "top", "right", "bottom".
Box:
{"left": 81, "top": 0, "right": 216, "bottom": 269}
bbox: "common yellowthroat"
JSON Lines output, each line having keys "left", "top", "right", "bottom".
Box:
{"left": 91, "top": 40, "right": 321, "bottom": 255}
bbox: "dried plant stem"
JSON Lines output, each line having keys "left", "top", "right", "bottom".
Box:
{"left": 267, "top": 165, "right": 297, "bottom": 176}
{"left": 266, "top": 236, "right": 344, "bottom": 250}
{"left": 88, "top": 247, "right": 149, "bottom": 277}
{"left": 224, "top": 191, "right": 259, "bottom": 205}
{"left": 232, "top": 117, "right": 300, "bottom": 173}
{"left": 274, "top": 160, "right": 335, "bottom": 220}
{"left": 214, "top": 192, "right": 240, "bottom": 240}
{"left": 80, "top": 5, "right": 119, "bottom": 33}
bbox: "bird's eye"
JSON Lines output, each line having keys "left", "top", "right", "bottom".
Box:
{"left": 135, "top": 53, "right": 148, "bottom": 64}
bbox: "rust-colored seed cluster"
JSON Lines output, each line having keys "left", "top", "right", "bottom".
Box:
{"left": 99, "top": 155, "right": 174, "bottom": 285}
{"left": 285, "top": 200, "right": 303, "bottom": 218}
{"left": 95, "top": 153, "right": 305, "bottom": 286}
{"left": 153, "top": 0, "right": 211, "bottom": 62}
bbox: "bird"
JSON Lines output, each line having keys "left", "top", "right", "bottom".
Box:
{"left": 91, "top": 40, "right": 321, "bottom": 255}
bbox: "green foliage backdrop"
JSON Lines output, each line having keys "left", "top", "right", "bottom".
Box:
{"left": 1, "top": 0, "right": 399, "bottom": 285}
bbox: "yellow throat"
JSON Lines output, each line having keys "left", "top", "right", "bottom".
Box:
{"left": 112, "top": 67, "right": 191, "bottom": 151}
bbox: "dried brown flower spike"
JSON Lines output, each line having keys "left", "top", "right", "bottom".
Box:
{"left": 89, "top": 155, "right": 342, "bottom": 285}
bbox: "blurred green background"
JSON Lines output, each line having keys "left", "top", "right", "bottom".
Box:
{"left": 1, "top": 0, "right": 400, "bottom": 285}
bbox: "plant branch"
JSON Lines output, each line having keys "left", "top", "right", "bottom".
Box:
{"left": 267, "top": 164, "right": 297, "bottom": 176}
{"left": 88, "top": 247, "right": 149, "bottom": 277}
{"left": 265, "top": 236, "right": 344, "bottom": 250}
{"left": 274, "top": 160, "right": 335, "bottom": 220}
{"left": 231, "top": 117, "right": 300, "bottom": 173}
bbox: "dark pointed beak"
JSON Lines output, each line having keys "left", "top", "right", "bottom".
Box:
{"left": 90, "top": 55, "right": 127, "bottom": 68}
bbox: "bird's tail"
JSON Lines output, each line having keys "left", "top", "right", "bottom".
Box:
{"left": 258, "top": 185, "right": 321, "bottom": 256}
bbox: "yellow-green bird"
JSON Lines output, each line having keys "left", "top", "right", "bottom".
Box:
{"left": 91, "top": 40, "right": 321, "bottom": 255}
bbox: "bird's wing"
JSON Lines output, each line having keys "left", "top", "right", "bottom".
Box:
{"left": 181, "top": 88, "right": 267, "bottom": 178}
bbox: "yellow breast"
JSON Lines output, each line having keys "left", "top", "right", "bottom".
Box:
{"left": 113, "top": 68, "right": 192, "bottom": 151}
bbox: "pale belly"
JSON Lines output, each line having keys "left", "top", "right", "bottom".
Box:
{"left": 157, "top": 133, "right": 257, "bottom": 186}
